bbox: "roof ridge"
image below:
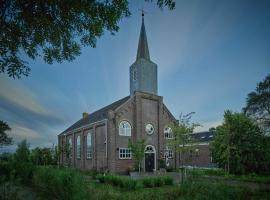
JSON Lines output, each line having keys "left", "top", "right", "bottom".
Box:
{"left": 60, "top": 96, "right": 130, "bottom": 134}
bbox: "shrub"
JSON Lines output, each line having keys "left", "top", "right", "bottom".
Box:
{"left": 122, "top": 178, "right": 137, "bottom": 190}
{"left": 0, "top": 161, "right": 12, "bottom": 182}
{"left": 96, "top": 174, "right": 105, "bottom": 183}
{"left": 87, "top": 169, "right": 99, "bottom": 179}
{"left": 163, "top": 176, "right": 173, "bottom": 185}
{"left": 142, "top": 177, "right": 155, "bottom": 188}
{"left": 97, "top": 175, "right": 173, "bottom": 190}
{"left": 101, "top": 175, "right": 137, "bottom": 190}
{"left": 153, "top": 177, "right": 164, "bottom": 187}
{"left": 33, "top": 167, "right": 88, "bottom": 200}
{"left": 12, "top": 161, "right": 35, "bottom": 184}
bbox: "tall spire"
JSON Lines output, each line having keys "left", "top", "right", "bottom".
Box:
{"left": 136, "top": 11, "right": 150, "bottom": 61}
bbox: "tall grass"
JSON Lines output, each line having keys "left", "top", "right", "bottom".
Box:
{"left": 33, "top": 166, "right": 88, "bottom": 200}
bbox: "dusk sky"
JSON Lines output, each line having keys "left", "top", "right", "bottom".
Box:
{"left": 1, "top": 0, "right": 269, "bottom": 152}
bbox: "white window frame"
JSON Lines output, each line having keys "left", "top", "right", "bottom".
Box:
{"left": 164, "top": 127, "right": 173, "bottom": 139}
{"left": 68, "top": 138, "right": 72, "bottom": 159}
{"left": 76, "top": 135, "right": 81, "bottom": 159}
{"left": 164, "top": 147, "right": 173, "bottom": 159}
{"left": 119, "top": 148, "right": 132, "bottom": 159}
{"left": 119, "top": 121, "right": 131, "bottom": 136}
{"left": 86, "top": 131, "right": 92, "bottom": 159}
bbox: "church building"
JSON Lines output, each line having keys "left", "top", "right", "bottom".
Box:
{"left": 58, "top": 15, "right": 178, "bottom": 173}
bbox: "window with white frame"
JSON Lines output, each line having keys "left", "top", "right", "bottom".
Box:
{"left": 119, "top": 148, "right": 132, "bottom": 159}
{"left": 164, "top": 127, "right": 173, "bottom": 139}
{"left": 119, "top": 121, "right": 131, "bottom": 136}
{"left": 86, "top": 131, "right": 92, "bottom": 159}
{"left": 68, "top": 138, "right": 72, "bottom": 159}
{"left": 76, "top": 135, "right": 81, "bottom": 159}
{"left": 164, "top": 147, "right": 173, "bottom": 159}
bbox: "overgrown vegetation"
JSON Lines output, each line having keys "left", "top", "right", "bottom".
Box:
{"left": 33, "top": 167, "right": 88, "bottom": 200}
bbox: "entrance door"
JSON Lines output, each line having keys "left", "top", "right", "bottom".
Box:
{"left": 145, "top": 153, "right": 155, "bottom": 172}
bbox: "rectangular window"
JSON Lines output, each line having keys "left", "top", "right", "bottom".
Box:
{"left": 165, "top": 132, "right": 173, "bottom": 139}
{"left": 119, "top": 148, "right": 132, "bottom": 159}
{"left": 164, "top": 148, "right": 173, "bottom": 159}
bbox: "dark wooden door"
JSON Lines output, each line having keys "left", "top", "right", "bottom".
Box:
{"left": 145, "top": 153, "right": 154, "bottom": 172}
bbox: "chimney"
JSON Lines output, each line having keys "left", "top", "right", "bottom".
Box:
{"left": 82, "top": 112, "right": 88, "bottom": 118}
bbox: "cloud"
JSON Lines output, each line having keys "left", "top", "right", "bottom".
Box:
{"left": 0, "top": 122, "right": 59, "bottom": 153}
{"left": 195, "top": 119, "right": 222, "bottom": 132}
{"left": 0, "top": 76, "right": 69, "bottom": 152}
{"left": 9, "top": 125, "right": 42, "bottom": 141}
{"left": 0, "top": 77, "right": 66, "bottom": 126}
{"left": 0, "top": 79, "right": 49, "bottom": 116}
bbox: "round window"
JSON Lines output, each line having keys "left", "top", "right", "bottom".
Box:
{"left": 145, "top": 124, "right": 154, "bottom": 135}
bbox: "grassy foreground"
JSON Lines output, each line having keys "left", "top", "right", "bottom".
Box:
{"left": 1, "top": 166, "right": 270, "bottom": 200}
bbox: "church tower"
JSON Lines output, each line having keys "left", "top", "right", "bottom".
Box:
{"left": 130, "top": 13, "right": 158, "bottom": 95}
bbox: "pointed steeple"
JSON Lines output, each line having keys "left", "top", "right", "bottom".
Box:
{"left": 136, "top": 12, "right": 150, "bottom": 61}
{"left": 130, "top": 12, "right": 157, "bottom": 95}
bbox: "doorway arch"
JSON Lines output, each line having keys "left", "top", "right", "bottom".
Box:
{"left": 144, "top": 145, "right": 156, "bottom": 172}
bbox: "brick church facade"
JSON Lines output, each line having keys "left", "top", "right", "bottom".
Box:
{"left": 58, "top": 15, "right": 214, "bottom": 173}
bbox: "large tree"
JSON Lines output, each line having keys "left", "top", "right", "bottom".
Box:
{"left": 0, "top": 0, "right": 175, "bottom": 78}
{"left": 0, "top": 120, "right": 12, "bottom": 147}
{"left": 211, "top": 111, "right": 270, "bottom": 175}
{"left": 243, "top": 74, "right": 270, "bottom": 132}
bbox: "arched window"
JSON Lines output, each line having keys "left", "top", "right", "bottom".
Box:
{"left": 145, "top": 145, "right": 155, "bottom": 153}
{"left": 119, "top": 121, "right": 131, "bottom": 136}
{"left": 76, "top": 135, "right": 81, "bottom": 159}
{"left": 164, "top": 127, "right": 173, "bottom": 139}
{"left": 68, "top": 138, "right": 72, "bottom": 159}
{"left": 86, "top": 131, "right": 92, "bottom": 159}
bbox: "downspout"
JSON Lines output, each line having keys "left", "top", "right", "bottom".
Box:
{"left": 105, "top": 119, "right": 108, "bottom": 169}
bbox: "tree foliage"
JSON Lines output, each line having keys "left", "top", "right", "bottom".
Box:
{"left": 243, "top": 74, "right": 270, "bottom": 132}
{"left": 0, "top": 0, "right": 175, "bottom": 78}
{"left": 12, "top": 139, "right": 35, "bottom": 183}
{"left": 211, "top": 111, "right": 270, "bottom": 175}
{"left": 167, "top": 112, "right": 200, "bottom": 167}
{"left": 0, "top": 120, "right": 12, "bottom": 147}
{"left": 30, "top": 146, "right": 56, "bottom": 166}
{"left": 128, "top": 138, "right": 145, "bottom": 172}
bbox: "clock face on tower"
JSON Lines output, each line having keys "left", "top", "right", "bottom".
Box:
{"left": 145, "top": 124, "right": 154, "bottom": 135}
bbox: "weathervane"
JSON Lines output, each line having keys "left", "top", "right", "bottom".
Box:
{"left": 139, "top": 7, "right": 147, "bottom": 18}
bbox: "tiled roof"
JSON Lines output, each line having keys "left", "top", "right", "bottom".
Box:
{"left": 190, "top": 131, "right": 214, "bottom": 142}
{"left": 60, "top": 96, "right": 130, "bottom": 134}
